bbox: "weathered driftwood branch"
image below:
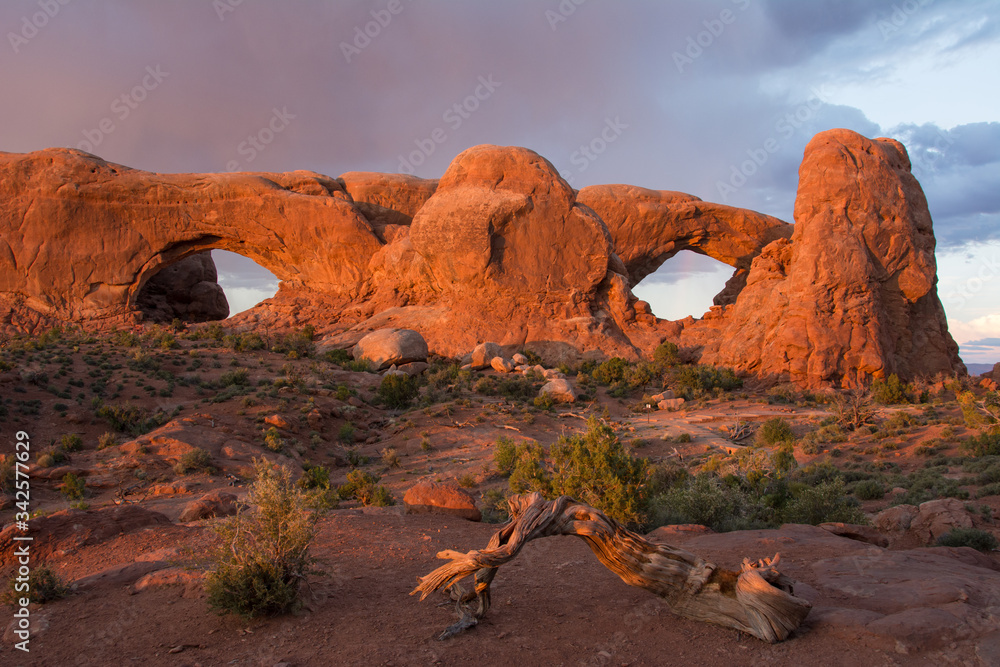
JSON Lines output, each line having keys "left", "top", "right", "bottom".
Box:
{"left": 412, "top": 492, "right": 811, "bottom": 643}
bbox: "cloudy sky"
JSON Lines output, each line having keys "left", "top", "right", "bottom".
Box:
{"left": 2, "top": 0, "right": 998, "bottom": 364}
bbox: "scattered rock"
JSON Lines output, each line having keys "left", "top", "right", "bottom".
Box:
{"left": 265, "top": 414, "right": 290, "bottom": 429}
{"left": 179, "top": 490, "right": 238, "bottom": 522}
{"left": 471, "top": 342, "right": 503, "bottom": 370}
{"left": 646, "top": 524, "right": 714, "bottom": 542}
{"left": 352, "top": 328, "right": 429, "bottom": 370}
{"left": 539, "top": 379, "right": 578, "bottom": 403}
{"left": 911, "top": 498, "right": 974, "bottom": 543}
{"left": 403, "top": 481, "right": 481, "bottom": 521}
{"left": 397, "top": 361, "right": 429, "bottom": 376}
{"left": 873, "top": 504, "right": 919, "bottom": 533}
{"left": 512, "top": 353, "right": 528, "bottom": 365}
{"left": 657, "top": 398, "right": 686, "bottom": 410}
{"left": 651, "top": 390, "right": 675, "bottom": 401}
{"left": 130, "top": 567, "right": 206, "bottom": 598}
{"left": 491, "top": 357, "right": 514, "bottom": 373}
{"left": 72, "top": 561, "right": 169, "bottom": 591}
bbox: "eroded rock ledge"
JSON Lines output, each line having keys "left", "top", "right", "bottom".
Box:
{"left": 0, "top": 129, "right": 964, "bottom": 387}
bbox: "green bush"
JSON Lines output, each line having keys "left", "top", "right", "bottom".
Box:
{"left": 493, "top": 436, "right": 519, "bottom": 475}
{"left": 218, "top": 367, "right": 250, "bottom": 387}
{"left": 653, "top": 342, "right": 681, "bottom": 368}
{"left": 338, "top": 469, "right": 394, "bottom": 506}
{"left": 297, "top": 465, "right": 330, "bottom": 490}
{"left": 871, "top": 374, "right": 911, "bottom": 405}
{"left": 674, "top": 365, "right": 742, "bottom": 399}
{"left": 174, "top": 447, "right": 215, "bottom": 475}
{"left": 97, "top": 431, "right": 119, "bottom": 450}
{"left": 756, "top": 418, "right": 794, "bottom": 446}
{"left": 58, "top": 473, "right": 86, "bottom": 500}
{"left": 96, "top": 402, "right": 165, "bottom": 436}
{"left": 935, "top": 528, "right": 999, "bottom": 552}
{"left": 481, "top": 488, "right": 511, "bottom": 524}
{"left": 592, "top": 357, "right": 629, "bottom": 385}
{"left": 381, "top": 447, "right": 401, "bottom": 469}
{"left": 338, "top": 422, "right": 355, "bottom": 443}
{"left": 263, "top": 427, "right": 284, "bottom": 453}
{"left": 2, "top": 566, "right": 68, "bottom": 605}
{"left": 782, "top": 479, "right": 866, "bottom": 525}
{"left": 60, "top": 433, "right": 83, "bottom": 452}
{"left": 548, "top": 420, "right": 651, "bottom": 526}
{"left": 649, "top": 474, "right": 771, "bottom": 533}
{"left": 206, "top": 460, "right": 320, "bottom": 619}
{"left": 854, "top": 478, "right": 886, "bottom": 500}
{"left": 377, "top": 373, "right": 419, "bottom": 409}
{"left": 224, "top": 332, "right": 266, "bottom": 352}
{"left": 963, "top": 430, "right": 1000, "bottom": 457}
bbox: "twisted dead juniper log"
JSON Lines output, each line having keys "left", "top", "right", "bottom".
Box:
{"left": 412, "top": 492, "right": 811, "bottom": 642}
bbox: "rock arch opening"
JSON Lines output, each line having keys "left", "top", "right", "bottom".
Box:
{"left": 134, "top": 250, "right": 279, "bottom": 323}
{"left": 631, "top": 250, "right": 735, "bottom": 321}
{"left": 211, "top": 250, "right": 280, "bottom": 318}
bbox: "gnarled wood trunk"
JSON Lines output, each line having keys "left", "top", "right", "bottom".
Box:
{"left": 412, "top": 493, "right": 811, "bottom": 643}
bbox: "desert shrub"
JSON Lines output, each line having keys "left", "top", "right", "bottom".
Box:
{"left": 977, "top": 483, "right": 1000, "bottom": 498}
{"left": 782, "top": 479, "right": 866, "bottom": 525}
{"left": 206, "top": 460, "right": 320, "bottom": 619}
{"left": 97, "top": 431, "right": 119, "bottom": 450}
{"left": 756, "top": 418, "right": 794, "bottom": 446}
{"left": 380, "top": 447, "right": 401, "bottom": 469}
{"left": 263, "top": 427, "right": 284, "bottom": 453}
{"left": 871, "top": 374, "right": 911, "bottom": 405}
{"left": 271, "top": 326, "right": 315, "bottom": 358}
{"left": 218, "top": 367, "right": 250, "bottom": 387}
{"left": 174, "top": 447, "right": 215, "bottom": 475}
{"left": 854, "top": 478, "right": 886, "bottom": 500}
{"left": 652, "top": 342, "right": 680, "bottom": 368}
{"left": 935, "top": 528, "right": 999, "bottom": 552}
{"left": 676, "top": 432, "right": 693, "bottom": 443}
{"left": 592, "top": 357, "right": 629, "bottom": 385}
{"left": 533, "top": 394, "right": 556, "bottom": 410}
{"left": 649, "top": 474, "right": 771, "bottom": 533}
{"left": 474, "top": 374, "right": 538, "bottom": 401}
{"left": 96, "top": 402, "right": 165, "bottom": 436}
{"left": 481, "top": 488, "right": 510, "bottom": 524}
{"left": 493, "top": 436, "right": 519, "bottom": 475}
{"left": 297, "top": 465, "right": 330, "bottom": 490}
{"left": 962, "top": 430, "right": 1000, "bottom": 457}
{"left": 113, "top": 330, "right": 140, "bottom": 347}
{"left": 507, "top": 441, "right": 552, "bottom": 497}
{"left": 58, "top": 473, "right": 86, "bottom": 500}
{"left": 36, "top": 448, "right": 67, "bottom": 469}
{"left": 771, "top": 443, "right": 798, "bottom": 475}
{"left": 897, "top": 468, "right": 969, "bottom": 504}
{"left": 548, "top": 419, "right": 651, "bottom": 526}
{"left": 457, "top": 473, "right": 476, "bottom": 488}
{"left": 345, "top": 448, "right": 368, "bottom": 467}
{"left": 3, "top": 566, "right": 68, "bottom": 605}
{"left": 60, "top": 433, "right": 83, "bottom": 452}
{"left": 377, "top": 373, "right": 419, "bottom": 409}
{"left": 323, "top": 348, "right": 352, "bottom": 365}
{"left": 958, "top": 390, "right": 1000, "bottom": 430}
{"left": 224, "top": 332, "right": 266, "bottom": 352}
{"left": 338, "top": 423, "right": 355, "bottom": 443}
{"left": 338, "top": 469, "right": 394, "bottom": 506}
{"left": 673, "top": 365, "right": 741, "bottom": 399}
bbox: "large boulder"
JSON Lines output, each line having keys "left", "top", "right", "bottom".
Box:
{"left": 179, "top": 490, "right": 239, "bottom": 522}
{"left": 403, "top": 480, "right": 481, "bottom": 521}
{"left": 135, "top": 252, "right": 229, "bottom": 322}
{"left": 471, "top": 342, "right": 503, "bottom": 370}
{"left": 539, "top": 379, "right": 578, "bottom": 403}
{"left": 352, "top": 328, "right": 428, "bottom": 370}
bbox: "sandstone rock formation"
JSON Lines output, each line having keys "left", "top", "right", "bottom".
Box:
{"left": 351, "top": 328, "right": 428, "bottom": 370}
{"left": 135, "top": 252, "right": 228, "bottom": 322}
{"left": 0, "top": 129, "right": 965, "bottom": 387}
{"left": 403, "top": 480, "right": 481, "bottom": 521}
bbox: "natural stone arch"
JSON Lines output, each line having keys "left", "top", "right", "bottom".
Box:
{"left": 576, "top": 184, "right": 792, "bottom": 289}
